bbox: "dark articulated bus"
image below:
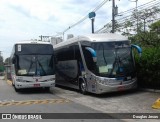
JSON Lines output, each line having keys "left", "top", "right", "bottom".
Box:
{"left": 10, "top": 41, "right": 55, "bottom": 92}
{"left": 54, "top": 33, "right": 142, "bottom": 94}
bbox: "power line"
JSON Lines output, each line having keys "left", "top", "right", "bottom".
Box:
{"left": 62, "top": 0, "right": 109, "bottom": 33}
{"left": 115, "top": 1, "right": 160, "bottom": 22}
{"left": 116, "top": 3, "right": 160, "bottom": 23}
{"left": 96, "top": 0, "right": 160, "bottom": 33}
{"left": 93, "top": 0, "right": 109, "bottom": 12}
{"left": 118, "top": 0, "right": 158, "bottom": 15}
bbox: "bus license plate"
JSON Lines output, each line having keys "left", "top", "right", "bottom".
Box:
{"left": 118, "top": 86, "right": 125, "bottom": 91}
{"left": 34, "top": 84, "right": 40, "bottom": 87}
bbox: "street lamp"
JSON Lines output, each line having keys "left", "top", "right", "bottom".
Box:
{"left": 89, "top": 12, "right": 96, "bottom": 33}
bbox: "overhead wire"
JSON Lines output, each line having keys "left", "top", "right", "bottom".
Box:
{"left": 96, "top": 0, "right": 160, "bottom": 33}
{"left": 118, "top": 0, "right": 158, "bottom": 15}
{"left": 62, "top": 0, "right": 109, "bottom": 33}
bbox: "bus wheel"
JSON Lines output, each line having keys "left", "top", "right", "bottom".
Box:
{"left": 12, "top": 81, "right": 15, "bottom": 86}
{"left": 14, "top": 86, "right": 20, "bottom": 92}
{"left": 80, "top": 80, "right": 87, "bottom": 95}
{"left": 44, "top": 87, "right": 50, "bottom": 91}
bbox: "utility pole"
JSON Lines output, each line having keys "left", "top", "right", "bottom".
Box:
{"left": 136, "top": 0, "right": 138, "bottom": 33}
{"left": 129, "top": 0, "right": 138, "bottom": 33}
{"left": 110, "top": 0, "right": 118, "bottom": 33}
{"left": 112, "top": 0, "right": 115, "bottom": 33}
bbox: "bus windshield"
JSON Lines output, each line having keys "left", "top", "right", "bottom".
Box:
{"left": 90, "top": 41, "right": 135, "bottom": 78}
{"left": 16, "top": 55, "right": 55, "bottom": 76}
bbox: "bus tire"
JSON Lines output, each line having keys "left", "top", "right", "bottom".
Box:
{"left": 14, "top": 86, "right": 20, "bottom": 92}
{"left": 44, "top": 87, "right": 50, "bottom": 91}
{"left": 12, "top": 81, "right": 15, "bottom": 86}
{"left": 79, "top": 79, "right": 87, "bottom": 95}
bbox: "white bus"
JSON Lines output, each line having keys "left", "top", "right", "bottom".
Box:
{"left": 10, "top": 41, "right": 55, "bottom": 92}
{"left": 54, "top": 33, "right": 142, "bottom": 94}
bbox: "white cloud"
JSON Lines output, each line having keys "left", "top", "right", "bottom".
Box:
{"left": 0, "top": 0, "right": 157, "bottom": 59}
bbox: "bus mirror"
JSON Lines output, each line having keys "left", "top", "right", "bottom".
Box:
{"left": 12, "top": 57, "right": 16, "bottom": 64}
{"left": 85, "top": 47, "right": 97, "bottom": 62}
{"left": 131, "top": 44, "right": 142, "bottom": 57}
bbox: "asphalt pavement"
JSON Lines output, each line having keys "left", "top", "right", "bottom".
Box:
{"left": 0, "top": 76, "right": 159, "bottom": 122}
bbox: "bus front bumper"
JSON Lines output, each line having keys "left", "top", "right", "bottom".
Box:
{"left": 14, "top": 81, "right": 55, "bottom": 89}
{"left": 96, "top": 79, "right": 137, "bottom": 94}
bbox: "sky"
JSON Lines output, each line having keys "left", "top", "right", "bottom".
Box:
{"left": 0, "top": 0, "right": 155, "bottom": 60}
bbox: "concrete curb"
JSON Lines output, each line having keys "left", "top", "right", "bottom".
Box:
{"left": 139, "top": 88, "right": 160, "bottom": 93}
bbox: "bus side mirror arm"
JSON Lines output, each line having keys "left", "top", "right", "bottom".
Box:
{"left": 85, "top": 47, "right": 97, "bottom": 62}
{"left": 131, "top": 44, "right": 142, "bottom": 57}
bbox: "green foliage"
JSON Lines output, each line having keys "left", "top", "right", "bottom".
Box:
{"left": 0, "top": 65, "right": 5, "bottom": 72}
{"left": 130, "top": 31, "right": 160, "bottom": 47}
{"left": 135, "top": 47, "right": 160, "bottom": 89}
{"left": 130, "top": 20, "right": 160, "bottom": 89}
{"left": 0, "top": 55, "right": 4, "bottom": 72}
{"left": 116, "top": 6, "right": 160, "bottom": 35}
{"left": 4, "top": 57, "right": 11, "bottom": 65}
{"left": 149, "top": 20, "right": 160, "bottom": 33}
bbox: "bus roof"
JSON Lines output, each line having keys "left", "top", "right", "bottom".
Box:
{"left": 54, "top": 33, "right": 128, "bottom": 49}
{"left": 15, "top": 40, "right": 51, "bottom": 45}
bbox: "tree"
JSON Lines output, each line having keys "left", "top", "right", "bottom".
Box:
{"left": 4, "top": 57, "right": 11, "bottom": 65}
{"left": 116, "top": 6, "right": 160, "bottom": 36}
{"left": 0, "top": 55, "right": 3, "bottom": 64}
{"left": 149, "top": 20, "right": 160, "bottom": 34}
{"left": 129, "top": 20, "right": 160, "bottom": 47}
{"left": 0, "top": 55, "right": 4, "bottom": 72}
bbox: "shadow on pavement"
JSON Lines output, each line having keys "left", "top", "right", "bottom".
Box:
{"left": 16, "top": 87, "right": 52, "bottom": 94}
{"left": 56, "top": 85, "right": 144, "bottom": 98}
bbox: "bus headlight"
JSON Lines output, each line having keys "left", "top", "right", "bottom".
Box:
{"left": 16, "top": 79, "right": 25, "bottom": 82}
{"left": 98, "top": 79, "right": 101, "bottom": 83}
{"left": 98, "top": 80, "right": 106, "bottom": 85}
{"left": 97, "top": 77, "right": 106, "bottom": 85}
{"left": 101, "top": 81, "right": 105, "bottom": 85}
{"left": 46, "top": 78, "right": 55, "bottom": 82}
{"left": 132, "top": 78, "right": 137, "bottom": 82}
{"left": 105, "top": 81, "right": 108, "bottom": 85}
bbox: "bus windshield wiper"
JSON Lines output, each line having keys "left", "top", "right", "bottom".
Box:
{"left": 109, "top": 54, "right": 125, "bottom": 77}
{"left": 37, "top": 59, "right": 46, "bottom": 75}
{"left": 28, "top": 61, "right": 34, "bottom": 75}
{"left": 101, "top": 43, "right": 108, "bottom": 66}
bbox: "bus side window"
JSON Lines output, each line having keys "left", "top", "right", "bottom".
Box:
{"left": 74, "top": 45, "right": 83, "bottom": 75}
{"left": 83, "top": 49, "right": 95, "bottom": 71}
{"left": 79, "top": 61, "right": 84, "bottom": 72}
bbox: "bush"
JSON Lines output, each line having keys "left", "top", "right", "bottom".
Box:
{"left": 135, "top": 46, "right": 160, "bottom": 89}
{"left": 0, "top": 65, "right": 5, "bottom": 72}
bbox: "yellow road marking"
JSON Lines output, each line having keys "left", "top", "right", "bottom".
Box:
{"left": 152, "top": 98, "right": 160, "bottom": 109}
{"left": 0, "top": 99, "right": 71, "bottom": 107}
{"left": 4, "top": 80, "right": 71, "bottom": 106}
{"left": 7, "top": 80, "right": 12, "bottom": 86}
